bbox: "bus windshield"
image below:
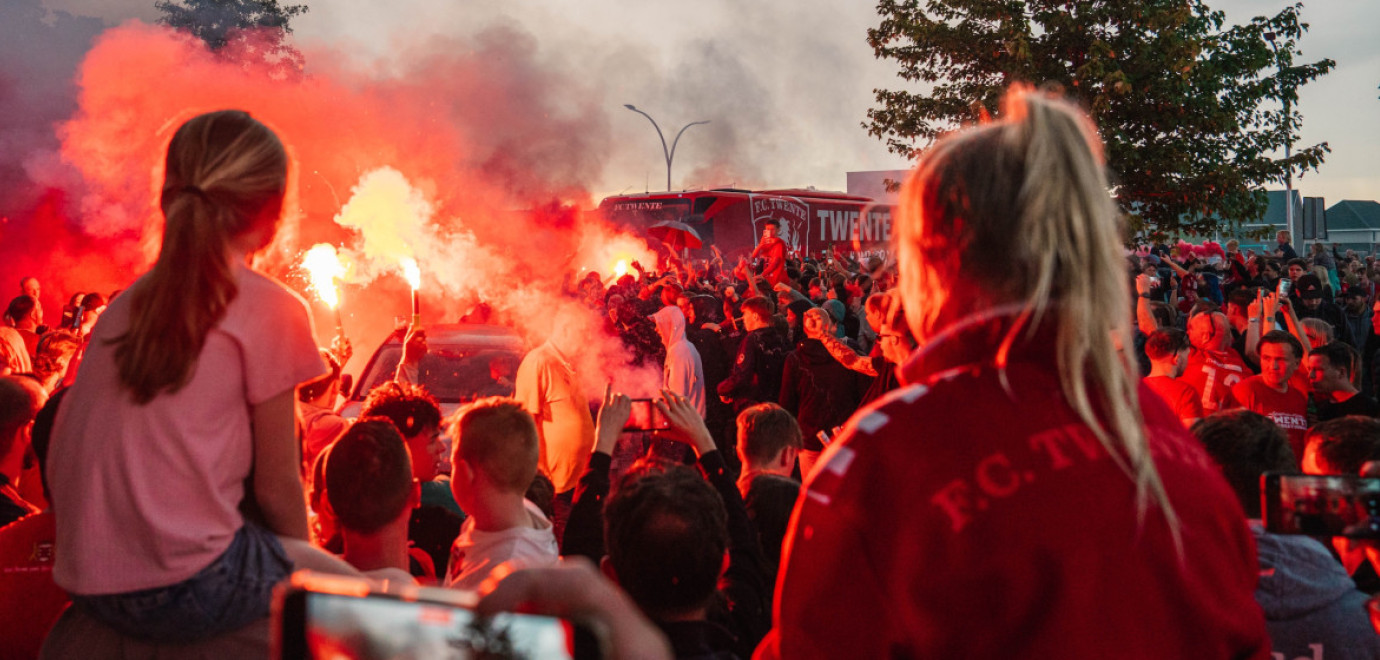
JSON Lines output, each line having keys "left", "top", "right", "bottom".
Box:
{"left": 599, "top": 198, "right": 693, "bottom": 227}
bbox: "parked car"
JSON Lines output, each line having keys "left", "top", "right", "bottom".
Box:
{"left": 339, "top": 324, "right": 526, "bottom": 419}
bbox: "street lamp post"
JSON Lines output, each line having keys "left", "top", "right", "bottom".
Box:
{"left": 624, "top": 104, "right": 710, "bottom": 192}
{"left": 1265, "top": 32, "right": 1294, "bottom": 244}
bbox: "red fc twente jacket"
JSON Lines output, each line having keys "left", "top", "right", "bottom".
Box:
{"left": 757, "top": 311, "right": 1270, "bottom": 659}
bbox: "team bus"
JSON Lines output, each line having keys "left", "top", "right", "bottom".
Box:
{"left": 597, "top": 188, "right": 895, "bottom": 261}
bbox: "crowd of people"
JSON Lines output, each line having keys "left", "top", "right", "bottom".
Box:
{"left": 3, "top": 88, "right": 1380, "bottom": 659}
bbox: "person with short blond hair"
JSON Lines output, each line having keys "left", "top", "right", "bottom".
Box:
{"left": 445, "top": 397, "right": 557, "bottom": 591}
{"left": 734, "top": 402, "right": 803, "bottom": 588}
{"left": 1276, "top": 229, "right": 1297, "bottom": 260}
{"left": 735, "top": 403, "right": 802, "bottom": 494}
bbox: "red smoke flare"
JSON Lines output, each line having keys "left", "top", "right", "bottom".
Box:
{"left": 6, "top": 21, "right": 664, "bottom": 396}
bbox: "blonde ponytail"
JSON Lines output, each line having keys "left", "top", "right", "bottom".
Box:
{"left": 898, "top": 85, "right": 1179, "bottom": 544}
{"left": 114, "top": 111, "right": 287, "bottom": 403}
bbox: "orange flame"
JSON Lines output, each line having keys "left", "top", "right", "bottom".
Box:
{"left": 613, "top": 259, "right": 628, "bottom": 278}
{"left": 301, "top": 243, "right": 346, "bottom": 309}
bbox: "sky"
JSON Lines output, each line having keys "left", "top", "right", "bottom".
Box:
{"left": 27, "top": 0, "right": 1376, "bottom": 205}
{"left": 2, "top": 0, "right": 1371, "bottom": 380}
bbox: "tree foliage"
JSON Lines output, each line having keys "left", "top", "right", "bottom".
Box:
{"left": 867, "top": 0, "right": 1334, "bottom": 239}
{"left": 156, "top": 0, "right": 308, "bottom": 76}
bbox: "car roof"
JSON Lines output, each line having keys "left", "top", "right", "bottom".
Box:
{"left": 383, "top": 324, "right": 525, "bottom": 349}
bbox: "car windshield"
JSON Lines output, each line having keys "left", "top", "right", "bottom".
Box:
{"left": 357, "top": 345, "right": 521, "bottom": 403}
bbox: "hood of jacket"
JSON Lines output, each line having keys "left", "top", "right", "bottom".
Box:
{"left": 794, "top": 338, "right": 837, "bottom": 367}
{"left": 652, "top": 305, "right": 688, "bottom": 349}
{"left": 1252, "top": 523, "right": 1363, "bottom": 620}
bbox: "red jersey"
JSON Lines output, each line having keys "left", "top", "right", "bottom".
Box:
{"left": 757, "top": 315, "right": 1268, "bottom": 660}
{"left": 1179, "top": 348, "right": 1249, "bottom": 415}
{"left": 1231, "top": 375, "right": 1309, "bottom": 460}
{"left": 1142, "top": 375, "right": 1203, "bottom": 427}
{"left": 752, "top": 237, "right": 787, "bottom": 286}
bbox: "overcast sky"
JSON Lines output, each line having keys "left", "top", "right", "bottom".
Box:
{"left": 36, "top": 0, "right": 1380, "bottom": 204}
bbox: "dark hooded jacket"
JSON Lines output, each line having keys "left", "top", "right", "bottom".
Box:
{"left": 718, "top": 327, "right": 788, "bottom": 412}
{"left": 778, "top": 339, "right": 870, "bottom": 451}
{"left": 1252, "top": 523, "right": 1380, "bottom": 660}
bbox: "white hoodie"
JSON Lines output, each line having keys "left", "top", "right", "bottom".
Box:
{"left": 652, "top": 306, "right": 706, "bottom": 416}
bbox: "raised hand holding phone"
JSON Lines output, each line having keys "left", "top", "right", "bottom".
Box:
{"left": 1262, "top": 292, "right": 1279, "bottom": 321}
{"left": 476, "top": 558, "right": 673, "bottom": 660}
{"left": 1135, "top": 273, "right": 1152, "bottom": 296}
{"left": 654, "top": 389, "right": 716, "bottom": 457}
{"left": 594, "top": 384, "right": 632, "bottom": 455}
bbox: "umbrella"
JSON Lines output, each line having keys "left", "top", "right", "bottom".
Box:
{"left": 646, "top": 220, "right": 703, "bottom": 251}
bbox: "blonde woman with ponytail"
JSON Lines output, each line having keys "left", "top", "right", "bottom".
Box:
{"left": 759, "top": 87, "right": 1268, "bottom": 658}
{"left": 47, "top": 111, "right": 356, "bottom": 645}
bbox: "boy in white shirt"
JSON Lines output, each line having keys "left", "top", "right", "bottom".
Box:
{"left": 445, "top": 398, "right": 558, "bottom": 591}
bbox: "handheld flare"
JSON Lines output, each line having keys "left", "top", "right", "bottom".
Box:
{"left": 302, "top": 244, "right": 348, "bottom": 337}
{"left": 401, "top": 257, "right": 421, "bottom": 325}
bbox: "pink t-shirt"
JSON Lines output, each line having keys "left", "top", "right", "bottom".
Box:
{"left": 48, "top": 266, "right": 326, "bottom": 594}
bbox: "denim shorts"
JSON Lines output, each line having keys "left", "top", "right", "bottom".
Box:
{"left": 73, "top": 523, "right": 293, "bottom": 643}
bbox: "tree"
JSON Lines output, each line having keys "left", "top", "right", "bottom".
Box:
{"left": 866, "top": 1, "right": 1334, "bottom": 239}
{"left": 156, "top": 0, "right": 308, "bottom": 76}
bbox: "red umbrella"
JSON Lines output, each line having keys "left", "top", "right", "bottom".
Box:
{"left": 646, "top": 220, "right": 703, "bottom": 251}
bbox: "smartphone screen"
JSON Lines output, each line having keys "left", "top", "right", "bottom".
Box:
{"left": 623, "top": 398, "right": 670, "bottom": 432}
{"left": 277, "top": 574, "right": 574, "bottom": 659}
{"left": 1262, "top": 472, "right": 1380, "bottom": 538}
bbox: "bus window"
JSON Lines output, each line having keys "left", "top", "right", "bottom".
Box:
{"left": 600, "top": 198, "right": 692, "bottom": 228}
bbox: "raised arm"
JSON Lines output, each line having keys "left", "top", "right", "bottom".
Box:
{"left": 658, "top": 391, "right": 771, "bottom": 654}
{"left": 1134, "top": 274, "right": 1160, "bottom": 337}
{"left": 1277, "top": 296, "right": 1310, "bottom": 360}
{"left": 562, "top": 387, "right": 629, "bottom": 561}
{"left": 393, "top": 325, "right": 426, "bottom": 384}
{"left": 1246, "top": 292, "right": 1265, "bottom": 364}
{"left": 807, "top": 317, "right": 877, "bottom": 376}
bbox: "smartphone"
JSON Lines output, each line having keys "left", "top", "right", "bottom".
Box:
{"left": 624, "top": 398, "right": 670, "bottom": 432}
{"left": 1277, "top": 278, "right": 1293, "bottom": 297}
{"left": 275, "top": 571, "right": 577, "bottom": 660}
{"left": 1261, "top": 472, "right": 1380, "bottom": 539}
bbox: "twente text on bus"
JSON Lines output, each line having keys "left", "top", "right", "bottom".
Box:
{"left": 598, "top": 188, "right": 895, "bottom": 261}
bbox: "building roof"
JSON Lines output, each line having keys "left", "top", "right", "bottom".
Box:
{"left": 1325, "top": 200, "right": 1380, "bottom": 231}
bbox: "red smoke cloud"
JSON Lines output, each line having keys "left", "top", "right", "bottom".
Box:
{"left": 7, "top": 21, "right": 664, "bottom": 394}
